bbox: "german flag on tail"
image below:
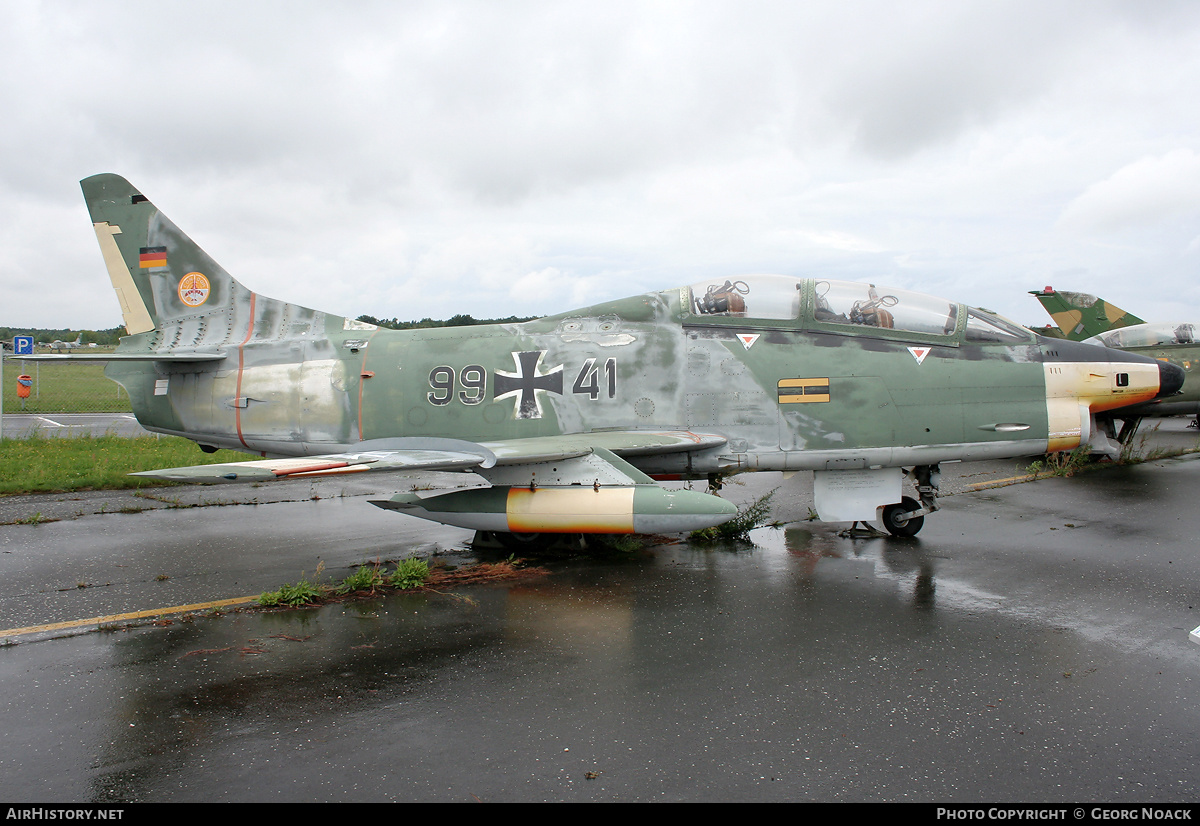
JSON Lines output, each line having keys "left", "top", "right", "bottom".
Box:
{"left": 139, "top": 246, "right": 167, "bottom": 268}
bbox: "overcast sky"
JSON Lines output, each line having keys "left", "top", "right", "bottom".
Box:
{"left": 4, "top": 0, "right": 1200, "bottom": 332}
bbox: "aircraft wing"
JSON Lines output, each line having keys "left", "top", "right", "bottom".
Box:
{"left": 131, "top": 430, "right": 727, "bottom": 484}
{"left": 482, "top": 430, "right": 727, "bottom": 464}
{"left": 130, "top": 447, "right": 493, "bottom": 483}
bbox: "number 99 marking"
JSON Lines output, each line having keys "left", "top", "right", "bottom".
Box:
{"left": 428, "top": 364, "right": 487, "bottom": 406}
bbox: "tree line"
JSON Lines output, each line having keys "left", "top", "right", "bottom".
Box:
{"left": 1, "top": 313, "right": 542, "bottom": 348}
{"left": 354, "top": 313, "right": 539, "bottom": 330}
{"left": 0, "top": 326, "right": 125, "bottom": 347}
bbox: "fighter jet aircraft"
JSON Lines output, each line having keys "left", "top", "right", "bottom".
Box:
{"left": 48, "top": 333, "right": 84, "bottom": 351}
{"left": 36, "top": 174, "right": 1183, "bottom": 540}
{"left": 1032, "top": 287, "right": 1200, "bottom": 425}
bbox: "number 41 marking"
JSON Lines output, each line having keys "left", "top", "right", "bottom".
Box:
{"left": 573, "top": 358, "right": 616, "bottom": 400}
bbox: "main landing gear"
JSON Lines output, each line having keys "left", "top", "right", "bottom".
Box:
{"left": 881, "top": 465, "right": 941, "bottom": 538}
{"left": 881, "top": 496, "right": 924, "bottom": 537}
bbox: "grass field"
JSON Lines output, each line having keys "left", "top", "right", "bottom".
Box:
{"left": 0, "top": 434, "right": 248, "bottom": 494}
{"left": 2, "top": 350, "right": 132, "bottom": 414}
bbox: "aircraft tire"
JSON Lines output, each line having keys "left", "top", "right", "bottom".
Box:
{"left": 882, "top": 497, "right": 924, "bottom": 537}
{"left": 494, "top": 531, "right": 548, "bottom": 550}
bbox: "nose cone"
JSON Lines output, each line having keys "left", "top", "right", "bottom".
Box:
{"left": 1157, "top": 361, "right": 1185, "bottom": 398}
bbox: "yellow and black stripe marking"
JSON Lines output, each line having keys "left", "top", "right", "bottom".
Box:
{"left": 778, "top": 377, "right": 830, "bottom": 403}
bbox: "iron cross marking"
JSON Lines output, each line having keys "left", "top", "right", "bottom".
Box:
{"left": 494, "top": 350, "right": 564, "bottom": 419}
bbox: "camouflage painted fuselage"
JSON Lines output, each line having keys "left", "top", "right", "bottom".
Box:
{"left": 69, "top": 173, "right": 1181, "bottom": 535}
{"left": 105, "top": 274, "right": 1161, "bottom": 477}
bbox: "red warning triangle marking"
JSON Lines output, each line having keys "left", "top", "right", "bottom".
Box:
{"left": 908, "top": 346, "right": 931, "bottom": 365}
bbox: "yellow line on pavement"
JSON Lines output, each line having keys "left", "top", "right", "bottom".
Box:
{"left": 968, "top": 474, "right": 1036, "bottom": 490}
{"left": 0, "top": 595, "right": 258, "bottom": 639}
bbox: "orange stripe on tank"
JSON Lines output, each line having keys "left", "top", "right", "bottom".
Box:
{"left": 505, "top": 487, "right": 636, "bottom": 533}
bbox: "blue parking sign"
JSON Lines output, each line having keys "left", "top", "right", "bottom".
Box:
{"left": 13, "top": 336, "right": 33, "bottom": 355}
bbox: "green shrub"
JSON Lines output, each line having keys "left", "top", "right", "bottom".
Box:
{"left": 338, "top": 564, "right": 384, "bottom": 594}
{"left": 690, "top": 490, "right": 776, "bottom": 543}
{"left": 258, "top": 578, "right": 326, "bottom": 607}
{"left": 388, "top": 558, "right": 429, "bottom": 589}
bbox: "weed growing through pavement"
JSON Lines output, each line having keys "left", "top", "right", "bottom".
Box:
{"left": 259, "top": 558, "right": 434, "bottom": 607}
{"left": 689, "top": 490, "right": 778, "bottom": 543}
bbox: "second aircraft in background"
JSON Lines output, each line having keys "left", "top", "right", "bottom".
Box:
{"left": 1031, "top": 287, "right": 1200, "bottom": 427}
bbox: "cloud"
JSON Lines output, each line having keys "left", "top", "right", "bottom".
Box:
{"left": 4, "top": 1, "right": 1200, "bottom": 330}
{"left": 1057, "top": 149, "right": 1200, "bottom": 236}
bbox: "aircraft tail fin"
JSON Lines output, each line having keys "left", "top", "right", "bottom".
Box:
{"left": 1029, "top": 287, "right": 1145, "bottom": 341}
{"left": 80, "top": 173, "right": 338, "bottom": 347}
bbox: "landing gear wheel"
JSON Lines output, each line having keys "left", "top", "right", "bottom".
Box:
{"left": 494, "top": 531, "right": 545, "bottom": 550}
{"left": 881, "top": 496, "right": 924, "bottom": 537}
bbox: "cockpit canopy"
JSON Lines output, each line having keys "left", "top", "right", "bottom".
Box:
{"left": 685, "top": 275, "right": 1030, "bottom": 342}
{"left": 1084, "top": 322, "right": 1197, "bottom": 349}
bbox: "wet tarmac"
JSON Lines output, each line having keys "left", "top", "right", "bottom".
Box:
{"left": 0, "top": 413, "right": 150, "bottom": 439}
{"left": 2, "top": 431, "right": 1200, "bottom": 801}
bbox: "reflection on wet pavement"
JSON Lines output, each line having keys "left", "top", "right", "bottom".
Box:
{"left": 2, "top": 458, "right": 1200, "bottom": 801}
